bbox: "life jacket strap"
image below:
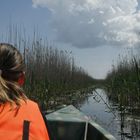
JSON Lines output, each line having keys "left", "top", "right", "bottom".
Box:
{"left": 22, "top": 120, "right": 30, "bottom": 140}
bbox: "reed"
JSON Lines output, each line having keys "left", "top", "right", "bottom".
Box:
{"left": 105, "top": 53, "right": 140, "bottom": 114}
{"left": 1, "top": 25, "right": 95, "bottom": 109}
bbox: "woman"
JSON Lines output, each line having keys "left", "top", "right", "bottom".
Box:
{"left": 0, "top": 43, "right": 50, "bottom": 140}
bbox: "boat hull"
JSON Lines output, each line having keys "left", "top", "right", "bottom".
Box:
{"left": 46, "top": 105, "right": 116, "bottom": 140}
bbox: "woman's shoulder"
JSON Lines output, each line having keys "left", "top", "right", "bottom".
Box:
{"left": 26, "top": 99, "right": 38, "bottom": 105}
{"left": 24, "top": 99, "right": 39, "bottom": 109}
{"left": 20, "top": 99, "right": 42, "bottom": 119}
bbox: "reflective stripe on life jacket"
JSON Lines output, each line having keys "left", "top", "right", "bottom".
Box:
{"left": 0, "top": 100, "right": 50, "bottom": 140}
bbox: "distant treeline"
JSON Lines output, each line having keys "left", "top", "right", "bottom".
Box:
{"left": 1, "top": 25, "right": 95, "bottom": 106}
{"left": 105, "top": 53, "right": 140, "bottom": 110}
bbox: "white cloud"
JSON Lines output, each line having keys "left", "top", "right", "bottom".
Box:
{"left": 32, "top": 0, "right": 140, "bottom": 48}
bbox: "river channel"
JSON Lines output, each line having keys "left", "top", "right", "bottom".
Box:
{"left": 77, "top": 88, "right": 140, "bottom": 140}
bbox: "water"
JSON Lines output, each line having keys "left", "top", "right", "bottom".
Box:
{"left": 78, "top": 88, "right": 140, "bottom": 140}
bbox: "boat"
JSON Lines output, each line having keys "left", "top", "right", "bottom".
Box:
{"left": 46, "top": 105, "right": 117, "bottom": 140}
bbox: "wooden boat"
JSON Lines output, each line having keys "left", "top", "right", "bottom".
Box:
{"left": 46, "top": 105, "right": 117, "bottom": 140}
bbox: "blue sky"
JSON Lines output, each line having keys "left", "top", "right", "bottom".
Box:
{"left": 0, "top": 0, "right": 140, "bottom": 79}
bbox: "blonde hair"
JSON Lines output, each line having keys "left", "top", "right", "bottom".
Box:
{"left": 0, "top": 43, "right": 27, "bottom": 106}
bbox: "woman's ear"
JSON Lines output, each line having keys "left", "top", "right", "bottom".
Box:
{"left": 18, "top": 72, "right": 25, "bottom": 86}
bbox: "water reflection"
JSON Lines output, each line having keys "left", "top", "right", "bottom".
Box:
{"left": 78, "top": 88, "right": 140, "bottom": 140}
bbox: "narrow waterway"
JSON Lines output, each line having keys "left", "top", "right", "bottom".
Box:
{"left": 78, "top": 88, "right": 140, "bottom": 140}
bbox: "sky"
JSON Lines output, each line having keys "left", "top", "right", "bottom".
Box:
{"left": 0, "top": 0, "right": 140, "bottom": 79}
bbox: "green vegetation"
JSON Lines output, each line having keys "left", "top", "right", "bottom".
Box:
{"left": 23, "top": 40, "right": 95, "bottom": 108}
{"left": 105, "top": 53, "right": 140, "bottom": 114}
{"left": 104, "top": 53, "right": 140, "bottom": 138}
{"left": 2, "top": 25, "right": 95, "bottom": 109}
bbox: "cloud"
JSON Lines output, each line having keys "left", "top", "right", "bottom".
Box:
{"left": 32, "top": 0, "right": 140, "bottom": 48}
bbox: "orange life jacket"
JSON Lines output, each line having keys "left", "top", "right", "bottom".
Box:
{"left": 0, "top": 99, "right": 50, "bottom": 140}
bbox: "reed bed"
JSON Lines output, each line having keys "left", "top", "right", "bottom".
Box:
{"left": 105, "top": 53, "right": 140, "bottom": 114}
{"left": 1, "top": 25, "right": 95, "bottom": 109}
